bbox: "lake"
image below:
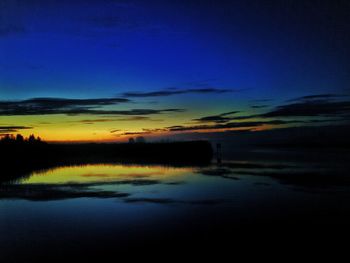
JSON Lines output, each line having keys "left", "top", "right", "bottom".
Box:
{"left": 1, "top": 147, "right": 350, "bottom": 260}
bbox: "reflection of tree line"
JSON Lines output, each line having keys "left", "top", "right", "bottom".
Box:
{"left": 0, "top": 135, "right": 213, "bottom": 184}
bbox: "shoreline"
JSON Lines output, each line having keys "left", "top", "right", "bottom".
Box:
{"left": 0, "top": 141, "right": 213, "bottom": 183}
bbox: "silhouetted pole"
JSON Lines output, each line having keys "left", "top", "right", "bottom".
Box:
{"left": 216, "top": 143, "right": 222, "bottom": 164}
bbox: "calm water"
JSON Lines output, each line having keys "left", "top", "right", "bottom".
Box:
{"left": 1, "top": 148, "right": 350, "bottom": 260}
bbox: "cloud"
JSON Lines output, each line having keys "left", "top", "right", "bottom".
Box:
{"left": 113, "top": 127, "right": 168, "bottom": 136}
{"left": 286, "top": 94, "right": 341, "bottom": 102}
{"left": 113, "top": 118, "right": 300, "bottom": 137}
{"left": 112, "top": 116, "right": 163, "bottom": 122}
{"left": 193, "top": 111, "right": 264, "bottom": 124}
{"left": 230, "top": 114, "right": 261, "bottom": 120}
{"left": 166, "top": 120, "right": 300, "bottom": 132}
{"left": 251, "top": 105, "right": 268, "bottom": 109}
{"left": 193, "top": 111, "right": 240, "bottom": 123}
{"left": 0, "top": 126, "right": 33, "bottom": 133}
{"left": 74, "top": 116, "right": 160, "bottom": 124}
{"left": 76, "top": 118, "right": 118, "bottom": 124}
{"left": 67, "top": 108, "right": 183, "bottom": 116}
{"left": 0, "top": 97, "right": 184, "bottom": 116}
{"left": 122, "top": 88, "right": 235, "bottom": 98}
{"left": 262, "top": 99, "right": 350, "bottom": 118}
{"left": 115, "top": 131, "right": 151, "bottom": 136}
{"left": 0, "top": 97, "right": 129, "bottom": 115}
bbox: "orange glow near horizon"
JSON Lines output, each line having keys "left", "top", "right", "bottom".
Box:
{"left": 0, "top": 109, "right": 290, "bottom": 142}
{"left": 0, "top": 125, "right": 283, "bottom": 143}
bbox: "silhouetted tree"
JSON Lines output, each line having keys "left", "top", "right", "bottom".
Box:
{"left": 16, "top": 134, "right": 24, "bottom": 143}
{"left": 0, "top": 134, "right": 45, "bottom": 145}
{"left": 128, "top": 137, "right": 135, "bottom": 144}
{"left": 1, "top": 134, "right": 14, "bottom": 143}
{"left": 28, "top": 134, "right": 36, "bottom": 143}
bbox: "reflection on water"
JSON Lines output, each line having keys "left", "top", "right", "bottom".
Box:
{"left": 1, "top": 148, "right": 350, "bottom": 260}
{"left": 23, "top": 164, "right": 191, "bottom": 185}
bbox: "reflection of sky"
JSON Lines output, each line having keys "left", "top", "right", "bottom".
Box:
{"left": 1, "top": 150, "right": 350, "bottom": 259}
{"left": 22, "top": 164, "right": 191, "bottom": 184}
{"left": 0, "top": 1, "right": 349, "bottom": 141}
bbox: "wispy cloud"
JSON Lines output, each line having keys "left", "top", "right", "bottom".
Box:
{"left": 0, "top": 126, "right": 33, "bottom": 134}
{"left": 113, "top": 128, "right": 167, "bottom": 136}
{"left": 71, "top": 108, "right": 184, "bottom": 116}
{"left": 0, "top": 97, "right": 184, "bottom": 116}
{"left": 286, "top": 93, "right": 341, "bottom": 102}
{"left": 116, "top": 131, "right": 151, "bottom": 136}
{"left": 112, "top": 93, "right": 350, "bottom": 138}
{"left": 251, "top": 105, "right": 268, "bottom": 109}
{"left": 262, "top": 99, "right": 350, "bottom": 118}
{"left": 193, "top": 111, "right": 240, "bottom": 123}
{"left": 75, "top": 118, "right": 118, "bottom": 124}
{"left": 112, "top": 116, "right": 163, "bottom": 122}
{"left": 73, "top": 116, "right": 161, "bottom": 125}
{"left": 122, "top": 88, "right": 236, "bottom": 98}
{"left": 0, "top": 97, "right": 130, "bottom": 115}
{"left": 163, "top": 94, "right": 350, "bottom": 135}
{"left": 166, "top": 120, "right": 301, "bottom": 132}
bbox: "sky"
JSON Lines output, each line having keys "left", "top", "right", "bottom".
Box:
{"left": 0, "top": 0, "right": 350, "bottom": 142}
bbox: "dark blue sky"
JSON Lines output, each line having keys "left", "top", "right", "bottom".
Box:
{"left": 1, "top": 0, "right": 350, "bottom": 141}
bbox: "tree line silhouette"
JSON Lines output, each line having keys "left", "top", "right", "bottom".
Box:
{"left": 0, "top": 134, "right": 45, "bottom": 145}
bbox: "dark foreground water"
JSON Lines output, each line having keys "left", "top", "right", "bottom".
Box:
{"left": 1, "top": 148, "right": 350, "bottom": 260}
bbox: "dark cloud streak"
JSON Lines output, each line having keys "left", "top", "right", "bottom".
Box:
{"left": 0, "top": 126, "right": 33, "bottom": 134}
{"left": 263, "top": 100, "right": 350, "bottom": 118}
{"left": 167, "top": 120, "right": 301, "bottom": 132}
{"left": 122, "top": 88, "right": 235, "bottom": 98}
{"left": 193, "top": 111, "right": 240, "bottom": 123}
{"left": 251, "top": 105, "right": 268, "bottom": 109}
{"left": 286, "top": 94, "right": 341, "bottom": 102}
{"left": 0, "top": 97, "right": 184, "bottom": 116}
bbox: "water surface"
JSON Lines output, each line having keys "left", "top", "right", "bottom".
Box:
{"left": 1, "top": 148, "right": 350, "bottom": 260}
